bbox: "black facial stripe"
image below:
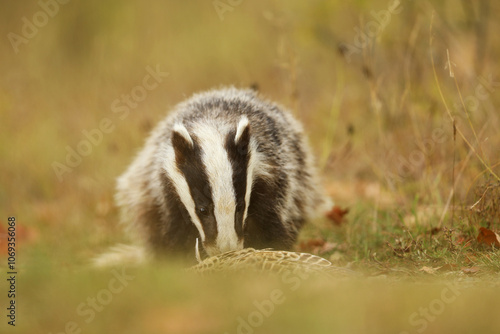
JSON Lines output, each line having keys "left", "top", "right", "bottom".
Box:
{"left": 244, "top": 175, "right": 294, "bottom": 250}
{"left": 159, "top": 172, "right": 200, "bottom": 253}
{"left": 172, "top": 132, "right": 217, "bottom": 245}
{"left": 225, "top": 126, "right": 250, "bottom": 239}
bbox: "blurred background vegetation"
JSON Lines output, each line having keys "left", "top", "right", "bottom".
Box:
{"left": 1, "top": 0, "right": 500, "bottom": 333}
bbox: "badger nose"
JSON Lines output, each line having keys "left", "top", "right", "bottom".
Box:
{"left": 210, "top": 239, "right": 243, "bottom": 255}
{"left": 217, "top": 241, "right": 235, "bottom": 254}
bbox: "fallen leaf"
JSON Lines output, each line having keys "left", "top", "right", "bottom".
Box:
{"left": 420, "top": 266, "right": 440, "bottom": 274}
{"left": 326, "top": 205, "right": 349, "bottom": 226}
{"left": 298, "top": 238, "right": 338, "bottom": 255}
{"left": 301, "top": 238, "right": 325, "bottom": 248}
{"left": 461, "top": 266, "right": 480, "bottom": 274}
{"left": 455, "top": 234, "right": 472, "bottom": 247}
{"left": 320, "top": 242, "right": 338, "bottom": 254}
{"left": 298, "top": 238, "right": 325, "bottom": 254}
{"left": 429, "top": 227, "right": 442, "bottom": 235}
{"left": 0, "top": 223, "right": 39, "bottom": 257}
{"left": 477, "top": 227, "right": 500, "bottom": 248}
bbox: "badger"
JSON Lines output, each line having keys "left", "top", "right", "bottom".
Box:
{"left": 106, "top": 88, "right": 330, "bottom": 264}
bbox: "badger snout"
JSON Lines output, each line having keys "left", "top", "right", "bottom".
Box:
{"left": 204, "top": 238, "right": 244, "bottom": 256}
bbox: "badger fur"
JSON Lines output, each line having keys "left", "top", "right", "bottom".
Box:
{"left": 112, "top": 88, "right": 329, "bottom": 262}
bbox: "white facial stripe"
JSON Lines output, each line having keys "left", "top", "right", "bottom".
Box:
{"left": 192, "top": 122, "right": 240, "bottom": 252}
{"left": 163, "top": 145, "right": 205, "bottom": 241}
{"left": 173, "top": 123, "right": 194, "bottom": 147}
{"left": 234, "top": 116, "right": 249, "bottom": 144}
{"left": 243, "top": 138, "right": 257, "bottom": 225}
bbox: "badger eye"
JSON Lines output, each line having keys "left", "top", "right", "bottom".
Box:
{"left": 197, "top": 206, "right": 209, "bottom": 216}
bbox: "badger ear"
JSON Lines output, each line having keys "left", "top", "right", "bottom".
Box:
{"left": 172, "top": 123, "right": 194, "bottom": 164}
{"left": 234, "top": 116, "right": 250, "bottom": 146}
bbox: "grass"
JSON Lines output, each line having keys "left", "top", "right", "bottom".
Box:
{"left": 1, "top": 0, "right": 500, "bottom": 333}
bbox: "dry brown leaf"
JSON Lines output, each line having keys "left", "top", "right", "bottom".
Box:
{"left": 429, "top": 227, "right": 442, "bottom": 235}
{"left": 461, "top": 266, "right": 480, "bottom": 274}
{"left": 298, "top": 238, "right": 338, "bottom": 255}
{"left": 0, "top": 223, "right": 39, "bottom": 257}
{"left": 326, "top": 205, "right": 349, "bottom": 226}
{"left": 298, "top": 238, "right": 324, "bottom": 254}
{"left": 455, "top": 234, "right": 472, "bottom": 247}
{"left": 477, "top": 227, "right": 500, "bottom": 248}
{"left": 320, "top": 242, "right": 338, "bottom": 254}
{"left": 420, "top": 266, "right": 440, "bottom": 274}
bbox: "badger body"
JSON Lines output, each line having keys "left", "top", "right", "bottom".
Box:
{"left": 116, "top": 88, "right": 328, "bottom": 259}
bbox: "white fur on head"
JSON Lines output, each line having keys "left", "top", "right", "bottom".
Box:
{"left": 173, "top": 123, "right": 194, "bottom": 147}
{"left": 192, "top": 122, "right": 243, "bottom": 255}
{"left": 195, "top": 238, "right": 202, "bottom": 262}
{"left": 164, "top": 126, "right": 206, "bottom": 242}
{"left": 234, "top": 116, "right": 249, "bottom": 144}
{"left": 233, "top": 116, "right": 254, "bottom": 226}
{"left": 243, "top": 137, "right": 258, "bottom": 225}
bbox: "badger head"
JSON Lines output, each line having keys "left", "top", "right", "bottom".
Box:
{"left": 164, "top": 117, "right": 253, "bottom": 256}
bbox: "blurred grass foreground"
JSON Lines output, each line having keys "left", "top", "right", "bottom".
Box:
{"left": 1, "top": 0, "right": 500, "bottom": 333}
